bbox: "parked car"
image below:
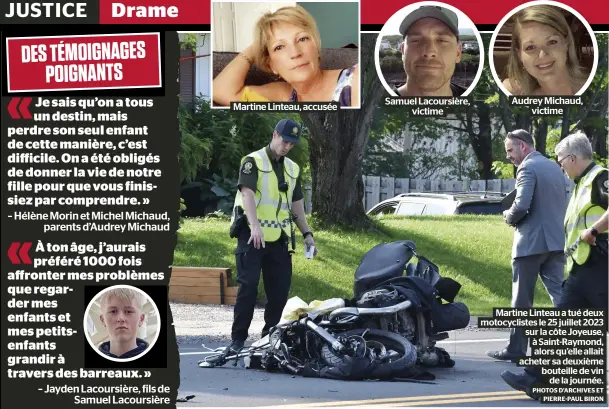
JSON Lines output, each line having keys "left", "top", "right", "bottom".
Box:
{"left": 366, "top": 192, "right": 506, "bottom": 216}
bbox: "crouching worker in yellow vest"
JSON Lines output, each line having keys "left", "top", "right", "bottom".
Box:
{"left": 225, "top": 118, "right": 316, "bottom": 354}
{"left": 501, "top": 131, "right": 608, "bottom": 399}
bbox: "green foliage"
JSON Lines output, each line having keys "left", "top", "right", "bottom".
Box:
{"left": 201, "top": 174, "right": 238, "bottom": 215}
{"left": 174, "top": 216, "right": 555, "bottom": 315}
{"left": 594, "top": 153, "right": 608, "bottom": 168}
{"left": 385, "top": 49, "right": 402, "bottom": 57}
{"left": 491, "top": 161, "right": 514, "bottom": 179}
{"left": 545, "top": 127, "right": 562, "bottom": 160}
{"left": 178, "top": 97, "right": 311, "bottom": 215}
{"left": 462, "top": 47, "right": 480, "bottom": 56}
{"left": 178, "top": 104, "right": 212, "bottom": 183}
{"left": 384, "top": 35, "right": 403, "bottom": 48}
{"left": 367, "top": 105, "right": 480, "bottom": 179}
{"left": 204, "top": 210, "right": 231, "bottom": 221}
{"left": 379, "top": 55, "right": 403, "bottom": 73}
{"left": 459, "top": 35, "right": 477, "bottom": 41}
{"left": 178, "top": 197, "right": 187, "bottom": 227}
{"left": 180, "top": 33, "right": 198, "bottom": 51}
{"left": 460, "top": 53, "right": 479, "bottom": 63}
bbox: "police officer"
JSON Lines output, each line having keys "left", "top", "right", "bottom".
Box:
{"left": 501, "top": 131, "right": 608, "bottom": 399}
{"left": 225, "top": 118, "right": 316, "bottom": 354}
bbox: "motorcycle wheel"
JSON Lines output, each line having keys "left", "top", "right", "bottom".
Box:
{"left": 320, "top": 329, "right": 417, "bottom": 371}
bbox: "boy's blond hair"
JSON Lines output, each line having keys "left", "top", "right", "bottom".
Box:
{"left": 100, "top": 288, "right": 144, "bottom": 310}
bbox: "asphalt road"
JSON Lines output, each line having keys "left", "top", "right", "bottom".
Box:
{"left": 174, "top": 327, "right": 605, "bottom": 408}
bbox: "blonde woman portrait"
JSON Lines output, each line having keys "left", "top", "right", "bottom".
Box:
{"left": 212, "top": 5, "right": 359, "bottom": 107}
{"left": 496, "top": 5, "right": 593, "bottom": 96}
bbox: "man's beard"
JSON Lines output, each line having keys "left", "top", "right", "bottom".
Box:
{"left": 409, "top": 71, "right": 449, "bottom": 92}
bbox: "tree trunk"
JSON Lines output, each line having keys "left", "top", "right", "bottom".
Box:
{"left": 560, "top": 105, "right": 572, "bottom": 140}
{"left": 534, "top": 118, "right": 548, "bottom": 156}
{"left": 465, "top": 102, "right": 493, "bottom": 180}
{"left": 300, "top": 33, "right": 384, "bottom": 228}
{"left": 498, "top": 93, "right": 514, "bottom": 132}
{"left": 476, "top": 102, "right": 494, "bottom": 180}
{"left": 515, "top": 112, "right": 530, "bottom": 130}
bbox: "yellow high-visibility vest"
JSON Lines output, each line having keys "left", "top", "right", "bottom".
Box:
{"left": 232, "top": 148, "right": 300, "bottom": 242}
{"left": 564, "top": 164, "right": 608, "bottom": 273}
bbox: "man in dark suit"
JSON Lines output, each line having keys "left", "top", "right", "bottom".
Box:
{"left": 486, "top": 129, "right": 567, "bottom": 361}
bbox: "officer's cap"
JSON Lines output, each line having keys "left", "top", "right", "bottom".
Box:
{"left": 275, "top": 119, "right": 301, "bottom": 143}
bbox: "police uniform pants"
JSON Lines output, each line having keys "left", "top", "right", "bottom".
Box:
{"left": 557, "top": 246, "right": 608, "bottom": 311}
{"left": 231, "top": 233, "right": 292, "bottom": 342}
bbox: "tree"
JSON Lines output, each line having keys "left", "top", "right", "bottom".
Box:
{"left": 300, "top": 34, "right": 384, "bottom": 228}
{"left": 178, "top": 98, "right": 310, "bottom": 216}
{"left": 365, "top": 111, "right": 479, "bottom": 180}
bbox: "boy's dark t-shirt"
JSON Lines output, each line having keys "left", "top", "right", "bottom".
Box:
{"left": 99, "top": 338, "right": 149, "bottom": 359}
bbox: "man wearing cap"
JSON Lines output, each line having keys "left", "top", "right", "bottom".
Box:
{"left": 225, "top": 118, "right": 316, "bottom": 354}
{"left": 395, "top": 6, "right": 465, "bottom": 97}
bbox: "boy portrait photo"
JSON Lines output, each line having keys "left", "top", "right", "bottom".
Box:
{"left": 84, "top": 285, "right": 160, "bottom": 362}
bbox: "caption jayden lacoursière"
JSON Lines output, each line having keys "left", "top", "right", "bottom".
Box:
{"left": 479, "top": 308, "right": 607, "bottom": 403}
{"left": 6, "top": 96, "right": 174, "bottom": 405}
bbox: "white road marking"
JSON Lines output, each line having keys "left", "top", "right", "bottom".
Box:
{"left": 437, "top": 338, "right": 509, "bottom": 344}
{"left": 179, "top": 338, "right": 509, "bottom": 355}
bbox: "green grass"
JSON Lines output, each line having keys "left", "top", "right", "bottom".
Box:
{"left": 173, "top": 215, "right": 557, "bottom": 316}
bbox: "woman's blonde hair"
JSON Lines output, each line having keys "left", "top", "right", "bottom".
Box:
{"left": 506, "top": 5, "right": 588, "bottom": 95}
{"left": 252, "top": 5, "right": 322, "bottom": 73}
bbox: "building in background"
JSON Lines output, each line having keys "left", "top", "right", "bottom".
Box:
{"left": 179, "top": 33, "right": 211, "bottom": 107}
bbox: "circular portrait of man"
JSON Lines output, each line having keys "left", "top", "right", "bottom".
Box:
{"left": 489, "top": 1, "right": 597, "bottom": 96}
{"left": 84, "top": 285, "right": 160, "bottom": 362}
{"left": 375, "top": 1, "right": 484, "bottom": 97}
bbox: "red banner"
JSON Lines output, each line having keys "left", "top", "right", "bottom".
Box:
{"left": 99, "top": 0, "right": 209, "bottom": 24}
{"left": 6, "top": 33, "right": 162, "bottom": 92}
{"left": 361, "top": 0, "right": 608, "bottom": 25}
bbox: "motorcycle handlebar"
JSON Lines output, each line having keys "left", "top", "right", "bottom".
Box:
{"left": 328, "top": 299, "right": 412, "bottom": 321}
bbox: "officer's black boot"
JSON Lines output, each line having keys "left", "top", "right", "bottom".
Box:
{"left": 223, "top": 339, "right": 245, "bottom": 357}
{"left": 501, "top": 369, "right": 543, "bottom": 400}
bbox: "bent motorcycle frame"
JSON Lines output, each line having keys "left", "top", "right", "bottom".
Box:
{"left": 327, "top": 300, "right": 412, "bottom": 322}
{"left": 326, "top": 297, "right": 441, "bottom": 357}
{"left": 199, "top": 315, "right": 352, "bottom": 372}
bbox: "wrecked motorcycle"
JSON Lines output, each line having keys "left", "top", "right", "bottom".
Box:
{"left": 199, "top": 301, "right": 418, "bottom": 381}
{"left": 333, "top": 240, "right": 471, "bottom": 367}
{"left": 199, "top": 240, "right": 469, "bottom": 379}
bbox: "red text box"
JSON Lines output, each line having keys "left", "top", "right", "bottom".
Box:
{"left": 99, "top": 0, "right": 209, "bottom": 24}
{"left": 6, "top": 33, "right": 162, "bottom": 92}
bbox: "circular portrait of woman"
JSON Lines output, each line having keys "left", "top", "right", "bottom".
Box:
{"left": 375, "top": 1, "right": 485, "bottom": 97}
{"left": 212, "top": 2, "right": 360, "bottom": 108}
{"left": 490, "top": 1, "right": 597, "bottom": 96}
